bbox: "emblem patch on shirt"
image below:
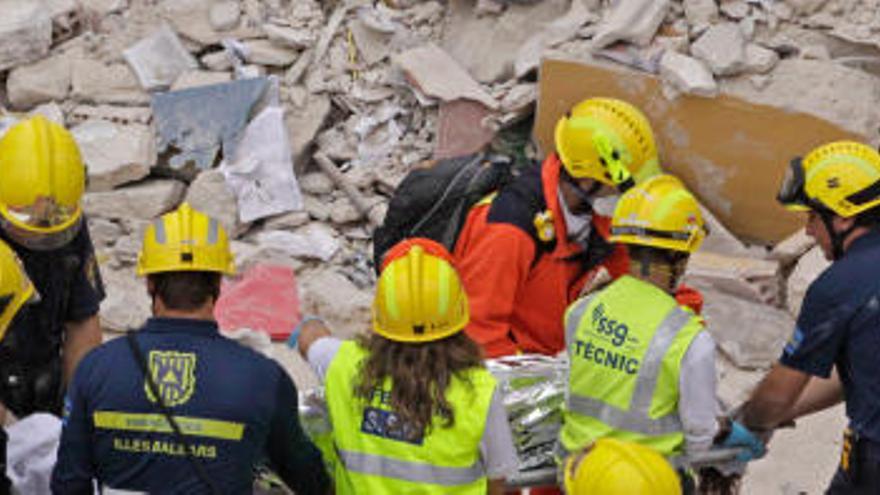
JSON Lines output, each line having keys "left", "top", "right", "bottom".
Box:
{"left": 145, "top": 350, "right": 197, "bottom": 407}
{"left": 361, "top": 407, "right": 425, "bottom": 445}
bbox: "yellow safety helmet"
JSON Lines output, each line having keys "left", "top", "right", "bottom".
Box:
{"left": 554, "top": 98, "right": 661, "bottom": 190}
{"left": 564, "top": 438, "right": 682, "bottom": 495}
{"left": 137, "top": 203, "right": 235, "bottom": 276}
{"left": 373, "top": 238, "right": 469, "bottom": 343}
{"left": 610, "top": 174, "right": 706, "bottom": 253}
{"left": 778, "top": 140, "right": 880, "bottom": 218}
{"left": 0, "top": 240, "right": 36, "bottom": 342}
{"left": 0, "top": 116, "right": 85, "bottom": 250}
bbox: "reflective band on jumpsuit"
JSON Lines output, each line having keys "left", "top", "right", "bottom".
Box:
{"left": 338, "top": 449, "right": 485, "bottom": 486}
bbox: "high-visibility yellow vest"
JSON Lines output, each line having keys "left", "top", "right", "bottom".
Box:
{"left": 325, "top": 341, "right": 497, "bottom": 494}
{"left": 559, "top": 275, "right": 704, "bottom": 458}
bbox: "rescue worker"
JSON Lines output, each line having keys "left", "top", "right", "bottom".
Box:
{"left": 51, "top": 204, "right": 330, "bottom": 494}
{"left": 0, "top": 240, "right": 39, "bottom": 493}
{"left": 563, "top": 438, "right": 681, "bottom": 495}
{"left": 741, "top": 141, "right": 880, "bottom": 493}
{"left": 0, "top": 116, "right": 105, "bottom": 417}
{"left": 297, "top": 238, "right": 518, "bottom": 494}
{"left": 452, "top": 97, "right": 660, "bottom": 358}
{"left": 559, "top": 175, "right": 765, "bottom": 491}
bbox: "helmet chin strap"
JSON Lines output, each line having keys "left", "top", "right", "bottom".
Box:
{"left": 817, "top": 209, "right": 857, "bottom": 261}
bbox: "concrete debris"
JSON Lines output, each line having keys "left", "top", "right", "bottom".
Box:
{"left": 683, "top": 0, "right": 719, "bottom": 33}
{"left": 787, "top": 246, "right": 830, "bottom": 316}
{"left": 285, "top": 89, "right": 331, "bottom": 169}
{"left": 71, "top": 59, "right": 150, "bottom": 105}
{"left": 0, "top": 0, "right": 52, "bottom": 72}
{"left": 263, "top": 23, "right": 316, "bottom": 50}
{"left": 699, "top": 205, "right": 764, "bottom": 258}
{"left": 514, "top": 0, "right": 597, "bottom": 78}
{"left": 7, "top": 52, "right": 73, "bottom": 109}
{"left": 152, "top": 77, "right": 270, "bottom": 170}
{"left": 123, "top": 24, "right": 199, "bottom": 91}
{"left": 350, "top": 18, "right": 394, "bottom": 66}
{"left": 209, "top": 1, "right": 241, "bottom": 32}
{"left": 770, "top": 228, "right": 816, "bottom": 265}
{"left": 29, "top": 102, "right": 65, "bottom": 125}
{"left": 72, "top": 120, "right": 154, "bottom": 192}
{"left": 744, "top": 43, "right": 780, "bottom": 74}
{"left": 443, "top": 0, "right": 573, "bottom": 83}
{"left": 719, "top": 0, "right": 751, "bottom": 20}
{"left": 702, "top": 288, "right": 795, "bottom": 369}
{"left": 314, "top": 152, "right": 378, "bottom": 225}
{"left": 99, "top": 268, "right": 151, "bottom": 332}
{"left": 241, "top": 40, "right": 299, "bottom": 67}
{"left": 435, "top": 100, "right": 495, "bottom": 160}
{"left": 395, "top": 43, "right": 498, "bottom": 109}
{"left": 785, "top": 0, "right": 829, "bottom": 15}
{"left": 170, "top": 70, "right": 232, "bottom": 91}
{"left": 162, "top": 0, "right": 259, "bottom": 46}
{"left": 801, "top": 44, "right": 831, "bottom": 60}
{"left": 87, "top": 218, "right": 123, "bottom": 248}
{"left": 79, "top": 0, "right": 128, "bottom": 16}
{"left": 592, "top": 0, "right": 670, "bottom": 49}
{"left": 691, "top": 22, "right": 747, "bottom": 76}
{"left": 299, "top": 173, "right": 336, "bottom": 196}
{"left": 84, "top": 180, "right": 185, "bottom": 221}
{"left": 685, "top": 251, "right": 782, "bottom": 306}
{"left": 185, "top": 170, "right": 249, "bottom": 238}
{"left": 659, "top": 50, "right": 718, "bottom": 97}
{"left": 298, "top": 269, "right": 372, "bottom": 339}
{"left": 264, "top": 211, "right": 311, "bottom": 231}
{"left": 255, "top": 224, "right": 340, "bottom": 262}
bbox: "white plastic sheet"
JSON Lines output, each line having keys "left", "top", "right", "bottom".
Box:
{"left": 6, "top": 413, "right": 61, "bottom": 495}
{"left": 221, "top": 106, "right": 303, "bottom": 223}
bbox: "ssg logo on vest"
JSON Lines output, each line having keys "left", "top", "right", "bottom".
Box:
{"left": 145, "top": 351, "right": 197, "bottom": 407}
{"left": 591, "top": 303, "right": 637, "bottom": 348}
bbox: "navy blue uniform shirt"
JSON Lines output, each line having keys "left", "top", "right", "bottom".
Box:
{"left": 781, "top": 229, "right": 880, "bottom": 442}
{"left": 51, "top": 317, "right": 329, "bottom": 494}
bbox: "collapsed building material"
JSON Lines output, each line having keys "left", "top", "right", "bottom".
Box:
{"left": 99, "top": 268, "right": 150, "bottom": 332}
{"left": 0, "top": 0, "right": 52, "bottom": 72}
{"left": 786, "top": 246, "right": 830, "bottom": 316}
{"left": 71, "top": 59, "right": 150, "bottom": 105}
{"left": 255, "top": 224, "right": 341, "bottom": 262}
{"left": 691, "top": 22, "right": 748, "bottom": 76}
{"left": 659, "top": 50, "right": 719, "bottom": 97}
{"left": 84, "top": 179, "right": 185, "bottom": 221}
{"left": 395, "top": 43, "right": 498, "bottom": 109}
{"left": 591, "top": 0, "right": 669, "bottom": 48}
{"left": 685, "top": 251, "right": 782, "bottom": 306}
{"left": 72, "top": 120, "right": 155, "bottom": 192}
{"left": 185, "top": 169, "right": 249, "bottom": 238}
{"left": 6, "top": 52, "right": 73, "bottom": 109}
{"left": 123, "top": 24, "right": 199, "bottom": 91}
{"left": 314, "top": 152, "right": 378, "bottom": 225}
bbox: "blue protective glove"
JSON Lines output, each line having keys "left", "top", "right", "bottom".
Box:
{"left": 286, "top": 316, "right": 324, "bottom": 350}
{"left": 720, "top": 420, "right": 767, "bottom": 462}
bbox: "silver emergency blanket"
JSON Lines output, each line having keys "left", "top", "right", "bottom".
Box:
{"left": 298, "top": 353, "right": 568, "bottom": 484}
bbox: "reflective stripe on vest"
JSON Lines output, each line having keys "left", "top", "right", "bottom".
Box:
{"left": 565, "top": 304, "right": 692, "bottom": 436}
{"left": 338, "top": 449, "right": 484, "bottom": 486}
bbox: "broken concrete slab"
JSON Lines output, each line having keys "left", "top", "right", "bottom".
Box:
{"left": 84, "top": 180, "right": 186, "bottom": 220}
{"left": 442, "top": 0, "right": 572, "bottom": 83}
{"left": 71, "top": 59, "right": 150, "bottom": 105}
{"left": 592, "top": 0, "right": 670, "bottom": 48}
{"left": 719, "top": 0, "right": 751, "bottom": 20}
{"left": 785, "top": 0, "right": 830, "bottom": 15}
{"left": 787, "top": 246, "right": 830, "bottom": 316}
{"left": 744, "top": 43, "right": 780, "bottom": 74}
{"left": 123, "top": 24, "right": 199, "bottom": 91}
{"left": 72, "top": 120, "right": 155, "bottom": 192}
{"left": 255, "top": 224, "right": 340, "bottom": 262}
{"left": 685, "top": 251, "right": 782, "bottom": 306}
{"left": 185, "top": 169, "right": 249, "bottom": 238}
{"left": 434, "top": 100, "right": 495, "bottom": 160}
{"left": 152, "top": 77, "right": 270, "bottom": 170}
{"left": 170, "top": 70, "right": 232, "bottom": 91}
{"left": 162, "top": 0, "right": 260, "bottom": 46}
{"left": 0, "top": 1, "right": 52, "bottom": 72}
{"left": 691, "top": 22, "right": 747, "bottom": 76}
{"left": 285, "top": 89, "right": 331, "bottom": 170}
{"left": 87, "top": 217, "right": 123, "bottom": 248}
{"left": 659, "top": 50, "right": 718, "bottom": 97}
{"left": 513, "top": 0, "right": 596, "bottom": 77}
{"left": 263, "top": 23, "right": 316, "bottom": 50}
{"left": 769, "top": 228, "right": 815, "bottom": 265}
{"left": 329, "top": 198, "right": 362, "bottom": 225}
{"left": 264, "top": 211, "right": 310, "bottom": 231}
{"left": 99, "top": 267, "right": 151, "bottom": 332}
{"left": 68, "top": 105, "right": 152, "bottom": 126}
{"left": 299, "top": 173, "right": 335, "bottom": 196}
{"left": 701, "top": 288, "right": 795, "bottom": 369}
{"left": 29, "top": 102, "right": 65, "bottom": 124}
{"left": 79, "top": 0, "right": 128, "bottom": 16}
{"left": 209, "top": 0, "right": 241, "bottom": 31}
{"left": 241, "top": 40, "right": 299, "bottom": 67}
{"left": 6, "top": 52, "right": 73, "bottom": 109}
{"left": 395, "top": 43, "right": 498, "bottom": 109}
{"left": 350, "top": 18, "right": 394, "bottom": 66}
{"left": 684, "top": 0, "right": 719, "bottom": 33}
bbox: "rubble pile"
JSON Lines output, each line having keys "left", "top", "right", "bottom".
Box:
{"left": 0, "top": 0, "right": 856, "bottom": 377}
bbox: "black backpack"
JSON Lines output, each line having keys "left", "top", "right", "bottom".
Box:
{"left": 372, "top": 153, "right": 514, "bottom": 273}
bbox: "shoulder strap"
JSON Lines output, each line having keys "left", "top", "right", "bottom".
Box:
{"left": 125, "top": 332, "right": 220, "bottom": 495}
